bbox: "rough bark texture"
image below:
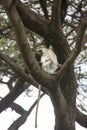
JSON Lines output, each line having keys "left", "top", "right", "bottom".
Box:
{"left": 0, "top": 0, "right": 87, "bottom": 130}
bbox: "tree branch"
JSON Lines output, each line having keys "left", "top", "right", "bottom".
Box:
{"left": 8, "top": 94, "right": 44, "bottom": 130}
{"left": 11, "top": 103, "right": 27, "bottom": 115}
{"left": 39, "top": 0, "right": 49, "bottom": 19}
{"left": 0, "top": 78, "right": 25, "bottom": 113}
{"left": 50, "top": 84, "right": 71, "bottom": 130}
{"left": 4, "top": 0, "right": 69, "bottom": 63}
{"left": 7, "top": 74, "right": 18, "bottom": 90}
{"left": 51, "top": 0, "right": 61, "bottom": 30}
{"left": 0, "top": 51, "right": 48, "bottom": 95}
{"left": 61, "top": 0, "right": 67, "bottom": 24}
{"left": 76, "top": 108, "right": 87, "bottom": 128}
{"left": 0, "top": 51, "right": 39, "bottom": 87}
{"left": 55, "top": 18, "right": 87, "bottom": 82}
{"left": 3, "top": 1, "right": 54, "bottom": 89}
{"left": 15, "top": 0, "right": 49, "bottom": 38}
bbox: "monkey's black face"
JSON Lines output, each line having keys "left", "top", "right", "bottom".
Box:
{"left": 35, "top": 50, "right": 43, "bottom": 66}
{"left": 35, "top": 46, "right": 60, "bottom": 74}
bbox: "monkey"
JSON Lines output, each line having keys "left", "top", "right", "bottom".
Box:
{"left": 35, "top": 45, "right": 62, "bottom": 127}
{"left": 35, "top": 45, "right": 61, "bottom": 74}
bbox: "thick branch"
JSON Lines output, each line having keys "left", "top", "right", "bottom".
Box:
{"left": 15, "top": 0, "right": 49, "bottom": 38}
{"left": 61, "top": 0, "right": 67, "bottom": 24}
{"left": 11, "top": 103, "right": 26, "bottom": 115}
{"left": 56, "top": 18, "right": 87, "bottom": 82}
{"left": 3, "top": 1, "right": 54, "bottom": 89}
{"left": 50, "top": 84, "right": 71, "bottom": 130}
{"left": 0, "top": 51, "right": 48, "bottom": 94}
{"left": 76, "top": 108, "right": 87, "bottom": 128}
{"left": 51, "top": 0, "right": 61, "bottom": 30}
{"left": 10, "top": 0, "right": 69, "bottom": 63}
{"left": 0, "top": 78, "right": 25, "bottom": 113}
{"left": 0, "top": 51, "right": 38, "bottom": 87}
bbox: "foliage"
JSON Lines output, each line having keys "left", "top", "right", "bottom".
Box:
{"left": 0, "top": 0, "right": 87, "bottom": 130}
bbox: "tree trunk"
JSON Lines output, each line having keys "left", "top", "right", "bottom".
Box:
{"left": 47, "top": 31, "right": 77, "bottom": 130}
{"left": 2, "top": 1, "right": 79, "bottom": 130}
{"left": 49, "top": 76, "right": 76, "bottom": 130}
{"left": 48, "top": 69, "right": 77, "bottom": 130}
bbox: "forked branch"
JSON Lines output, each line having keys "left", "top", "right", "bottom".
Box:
{"left": 56, "top": 18, "right": 87, "bottom": 82}
{"left": 3, "top": 0, "right": 54, "bottom": 89}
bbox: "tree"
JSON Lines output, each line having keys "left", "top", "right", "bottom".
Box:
{"left": 0, "top": 0, "right": 87, "bottom": 130}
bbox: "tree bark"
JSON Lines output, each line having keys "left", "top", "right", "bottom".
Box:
{"left": 2, "top": 1, "right": 77, "bottom": 130}
{"left": 76, "top": 108, "right": 87, "bottom": 128}
{"left": 1, "top": 1, "right": 87, "bottom": 130}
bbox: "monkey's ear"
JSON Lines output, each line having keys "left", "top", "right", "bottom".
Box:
{"left": 40, "top": 44, "right": 46, "bottom": 48}
{"left": 48, "top": 45, "right": 53, "bottom": 50}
